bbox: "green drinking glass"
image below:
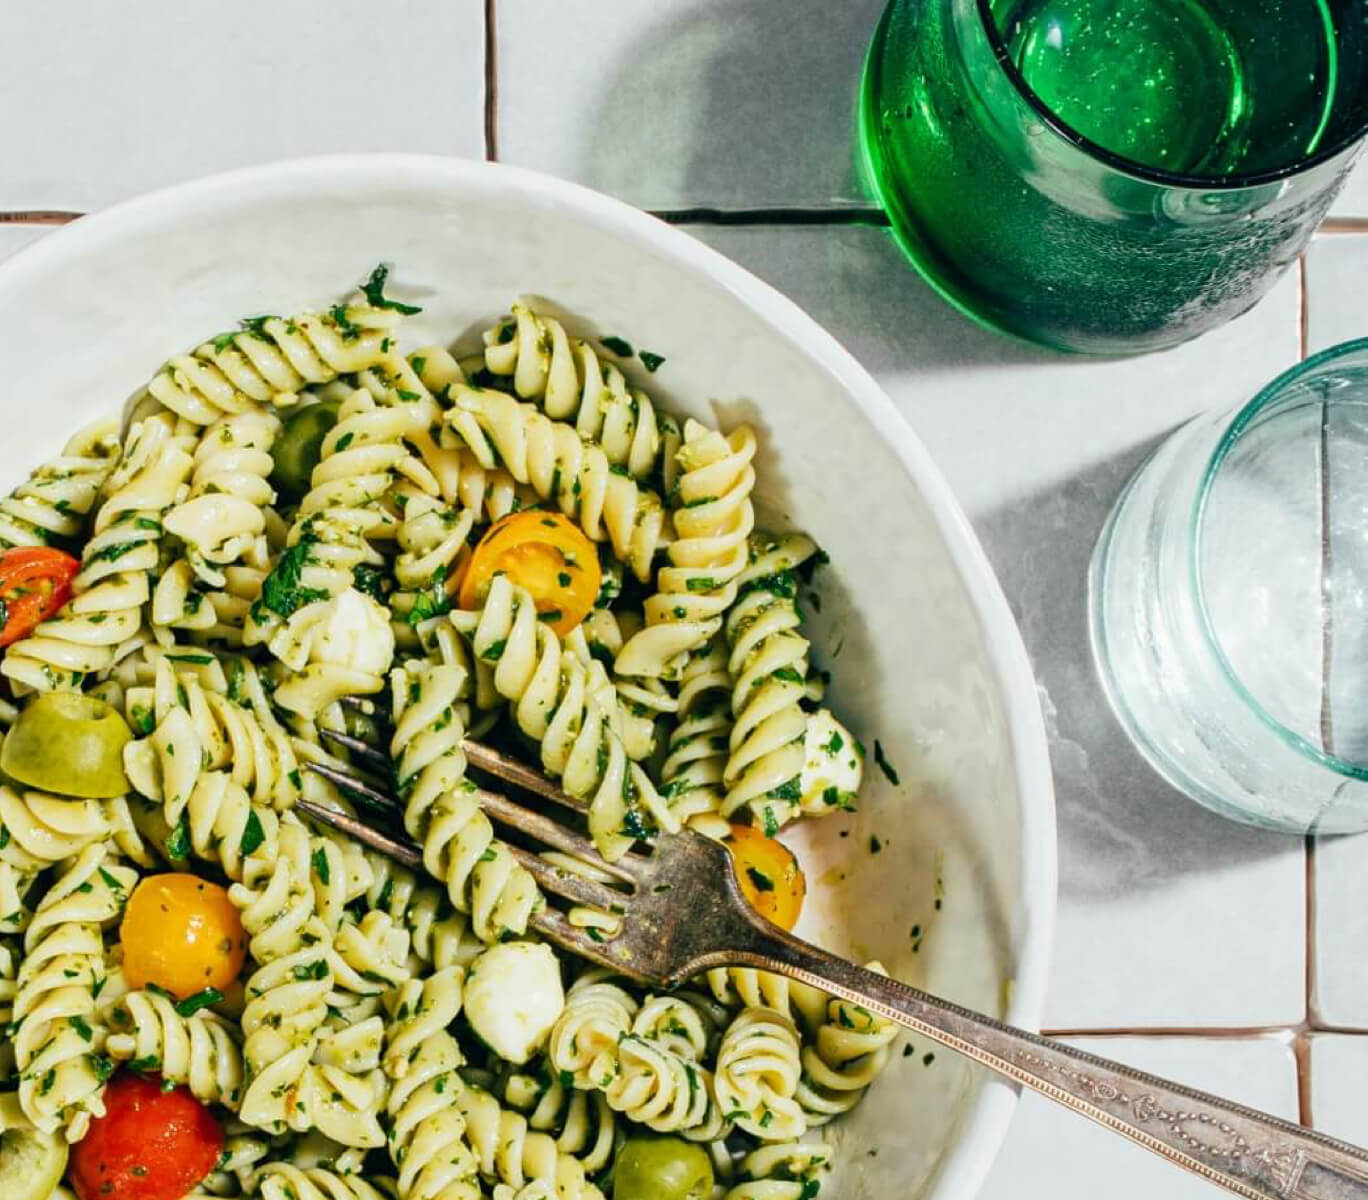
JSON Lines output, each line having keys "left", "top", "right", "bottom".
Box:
{"left": 860, "top": 0, "right": 1368, "bottom": 355}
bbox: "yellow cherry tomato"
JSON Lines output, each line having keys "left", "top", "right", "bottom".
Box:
{"left": 120, "top": 874, "right": 247, "bottom": 1000}
{"left": 459, "top": 511, "right": 601, "bottom": 636}
{"left": 724, "top": 824, "right": 807, "bottom": 932}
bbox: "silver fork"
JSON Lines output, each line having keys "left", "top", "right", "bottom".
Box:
{"left": 302, "top": 722, "right": 1368, "bottom": 1200}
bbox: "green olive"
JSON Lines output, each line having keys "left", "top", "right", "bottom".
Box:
{"left": 0, "top": 692, "right": 132, "bottom": 798}
{"left": 269, "top": 399, "right": 340, "bottom": 502}
{"left": 613, "top": 1136, "right": 713, "bottom": 1200}
{"left": 0, "top": 1096, "right": 67, "bottom": 1200}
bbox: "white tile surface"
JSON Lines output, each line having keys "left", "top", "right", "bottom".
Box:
{"left": 1309, "top": 1035, "right": 1368, "bottom": 1142}
{"left": 1312, "top": 835, "right": 1368, "bottom": 1027}
{"left": 0, "top": 223, "right": 57, "bottom": 262}
{"left": 1330, "top": 159, "right": 1368, "bottom": 220}
{"left": 0, "top": 1, "right": 486, "bottom": 212}
{"left": 496, "top": 0, "right": 883, "bottom": 209}
{"left": 687, "top": 223, "right": 1308, "bottom": 1028}
{"left": 980, "top": 1036, "right": 1298, "bottom": 1200}
{"left": 1305, "top": 234, "right": 1368, "bottom": 352}
{"left": 1303, "top": 239, "right": 1368, "bottom": 1027}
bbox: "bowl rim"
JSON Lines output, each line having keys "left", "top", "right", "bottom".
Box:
{"left": 0, "top": 153, "right": 1057, "bottom": 1198}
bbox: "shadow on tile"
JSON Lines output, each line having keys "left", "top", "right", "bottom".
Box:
{"left": 581, "top": 0, "right": 886, "bottom": 210}
{"left": 976, "top": 441, "right": 1306, "bottom": 900}
{"left": 692, "top": 221, "right": 1051, "bottom": 371}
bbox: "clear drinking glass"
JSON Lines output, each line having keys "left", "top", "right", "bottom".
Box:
{"left": 859, "top": 0, "right": 1368, "bottom": 355}
{"left": 1090, "top": 340, "right": 1368, "bottom": 834}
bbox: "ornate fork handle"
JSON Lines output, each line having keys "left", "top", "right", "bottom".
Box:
{"left": 722, "top": 922, "right": 1368, "bottom": 1200}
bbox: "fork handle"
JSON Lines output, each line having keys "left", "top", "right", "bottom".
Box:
{"left": 727, "top": 924, "right": 1368, "bottom": 1200}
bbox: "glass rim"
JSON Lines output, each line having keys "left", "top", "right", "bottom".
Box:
{"left": 975, "top": 0, "right": 1368, "bottom": 190}
{"left": 1191, "top": 337, "right": 1368, "bottom": 782}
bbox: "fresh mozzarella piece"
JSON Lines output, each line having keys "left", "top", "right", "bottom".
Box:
{"left": 464, "top": 942, "right": 565, "bottom": 1064}
{"left": 309, "top": 586, "right": 395, "bottom": 674}
{"left": 799, "top": 708, "right": 864, "bottom": 812}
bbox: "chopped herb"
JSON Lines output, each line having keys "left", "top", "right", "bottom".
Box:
{"left": 481, "top": 638, "right": 507, "bottom": 663}
{"left": 238, "top": 314, "right": 277, "bottom": 338}
{"left": 209, "top": 331, "right": 238, "bottom": 353}
{"left": 745, "top": 867, "right": 775, "bottom": 893}
{"left": 166, "top": 652, "right": 213, "bottom": 665}
{"left": 873, "top": 740, "right": 900, "bottom": 785}
{"left": 767, "top": 777, "right": 802, "bottom": 802}
{"left": 90, "top": 1052, "right": 115, "bottom": 1082}
{"left": 396, "top": 388, "right": 421, "bottom": 402}
{"left": 361, "top": 264, "right": 423, "bottom": 314}
{"left": 685, "top": 576, "right": 717, "bottom": 592}
{"left": 312, "top": 847, "right": 331, "bottom": 886}
{"left": 762, "top": 808, "right": 780, "bottom": 838}
{"left": 39, "top": 1068, "right": 55, "bottom": 1096}
{"left": 923, "top": 1052, "right": 935, "bottom": 1066}
{"left": 330, "top": 304, "right": 361, "bottom": 341}
{"left": 0, "top": 827, "right": 7, "bottom": 851}
{"left": 600, "top": 335, "right": 634, "bottom": 357}
{"left": 335, "top": 431, "right": 355, "bottom": 452}
{"left": 903, "top": 1044, "right": 914, "bottom": 1058}
{"left": 240, "top": 811, "right": 266, "bottom": 857}
{"left": 258, "top": 538, "right": 328, "bottom": 618}
{"left": 772, "top": 666, "right": 804, "bottom": 684}
{"left": 586, "top": 926, "right": 605, "bottom": 943}
{"left": 164, "top": 817, "right": 191, "bottom": 863}
{"left": 70, "top": 1015, "right": 93, "bottom": 1041}
{"left": 824, "top": 730, "right": 844, "bottom": 755}
{"left": 352, "top": 563, "right": 389, "bottom": 601}
{"left": 129, "top": 1054, "right": 161, "bottom": 1075}
{"left": 537, "top": 609, "right": 563, "bottom": 624}
{"left": 175, "top": 988, "right": 224, "bottom": 1018}
{"left": 97, "top": 866, "right": 125, "bottom": 893}
{"left": 478, "top": 847, "right": 498, "bottom": 863}
{"left": 86, "top": 539, "right": 141, "bottom": 565}
{"left": 870, "top": 835, "right": 883, "bottom": 854}
{"left": 638, "top": 350, "right": 665, "bottom": 373}
{"left": 411, "top": 354, "right": 427, "bottom": 375}
{"left": 292, "top": 960, "right": 328, "bottom": 982}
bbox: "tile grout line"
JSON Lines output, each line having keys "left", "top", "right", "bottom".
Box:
{"left": 0, "top": 211, "right": 82, "bottom": 225}
{"left": 483, "top": 0, "right": 498, "bottom": 161}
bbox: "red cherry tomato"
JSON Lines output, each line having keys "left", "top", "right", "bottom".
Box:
{"left": 68, "top": 1072, "right": 223, "bottom": 1200}
{"left": 0, "top": 547, "right": 79, "bottom": 647}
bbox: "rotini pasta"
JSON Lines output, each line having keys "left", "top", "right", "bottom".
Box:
{"left": 0, "top": 417, "right": 121, "bottom": 550}
{"left": 616, "top": 418, "right": 757, "bottom": 680}
{"left": 713, "top": 1007, "right": 806, "bottom": 1141}
{"left": 104, "top": 988, "right": 245, "bottom": 1109}
{"left": 450, "top": 574, "right": 676, "bottom": 862}
{"left": 13, "top": 845, "right": 136, "bottom": 1140}
{"left": 444, "top": 384, "right": 667, "bottom": 582}
{"left": 392, "top": 661, "right": 539, "bottom": 943}
{"left": 0, "top": 278, "right": 885, "bottom": 1200}
{"left": 482, "top": 301, "right": 675, "bottom": 482}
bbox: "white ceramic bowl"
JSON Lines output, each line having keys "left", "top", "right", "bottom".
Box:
{"left": 0, "top": 156, "right": 1055, "bottom": 1199}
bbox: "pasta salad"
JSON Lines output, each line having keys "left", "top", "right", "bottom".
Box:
{"left": 0, "top": 268, "right": 888, "bottom": 1200}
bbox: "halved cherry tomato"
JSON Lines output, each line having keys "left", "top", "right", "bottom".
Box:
{"left": 0, "top": 547, "right": 79, "bottom": 647}
{"left": 69, "top": 1072, "right": 223, "bottom": 1200}
{"left": 724, "top": 824, "right": 807, "bottom": 931}
{"left": 458, "top": 511, "right": 601, "bottom": 636}
{"left": 120, "top": 874, "right": 247, "bottom": 1000}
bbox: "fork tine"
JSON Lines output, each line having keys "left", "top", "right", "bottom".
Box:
{"left": 473, "top": 786, "right": 643, "bottom": 882}
{"left": 505, "top": 845, "right": 629, "bottom": 910}
{"left": 340, "top": 694, "right": 392, "bottom": 724}
{"left": 463, "top": 741, "right": 587, "bottom": 814}
{"left": 304, "top": 761, "right": 401, "bottom": 812}
{"left": 317, "top": 727, "right": 392, "bottom": 773}
{"left": 295, "top": 796, "right": 424, "bottom": 870}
